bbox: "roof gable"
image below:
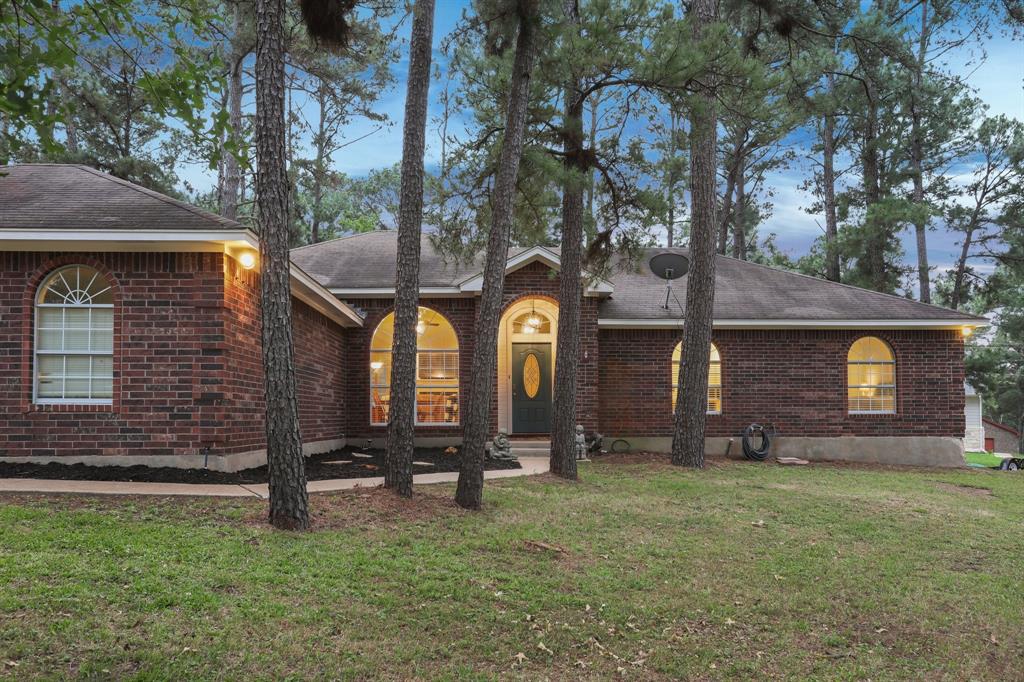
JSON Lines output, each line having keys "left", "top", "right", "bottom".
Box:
{"left": 458, "top": 245, "right": 613, "bottom": 295}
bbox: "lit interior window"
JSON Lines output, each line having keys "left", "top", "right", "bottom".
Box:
{"left": 847, "top": 336, "right": 896, "bottom": 413}
{"left": 511, "top": 310, "right": 551, "bottom": 334}
{"left": 370, "top": 306, "right": 459, "bottom": 425}
{"left": 671, "top": 342, "right": 722, "bottom": 414}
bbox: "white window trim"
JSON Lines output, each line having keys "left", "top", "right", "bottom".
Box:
{"left": 369, "top": 347, "right": 461, "bottom": 427}
{"left": 33, "top": 301, "right": 114, "bottom": 406}
{"left": 847, "top": 358, "right": 896, "bottom": 415}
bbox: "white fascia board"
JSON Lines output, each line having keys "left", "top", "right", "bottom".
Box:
{"left": 290, "top": 265, "right": 364, "bottom": 327}
{"left": 597, "top": 318, "right": 989, "bottom": 330}
{"left": 328, "top": 287, "right": 468, "bottom": 299}
{"left": 0, "top": 228, "right": 260, "bottom": 251}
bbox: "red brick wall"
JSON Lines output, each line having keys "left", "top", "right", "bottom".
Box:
{"left": 0, "top": 251, "right": 226, "bottom": 458}
{"left": 342, "top": 296, "right": 477, "bottom": 439}
{"left": 488, "top": 261, "right": 600, "bottom": 433}
{"left": 598, "top": 328, "right": 966, "bottom": 438}
{"left": 341, "top": 260, "right": 600, "bottom": 440}
{"left": 0, "top": 251, "right": 348, "bottom": 460}
{"left": 292, "top": 297, "right": 348, "bottom": 443}
{"left": 203, "top": 255, "right": 350, "bottom": 454}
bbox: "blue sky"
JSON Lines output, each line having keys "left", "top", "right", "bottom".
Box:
{"left": 179, "top": 3, "right": 1023, "bottom": 284}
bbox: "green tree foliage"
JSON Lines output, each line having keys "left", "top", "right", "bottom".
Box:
{"left": 1, "top": 0, "right": 225, "bottom": 160}
{"left": 293, "top": 164, "right": 401, "bottom": 243}
{"left": 964, "top": 224, "right": 1024, "bottom": 450}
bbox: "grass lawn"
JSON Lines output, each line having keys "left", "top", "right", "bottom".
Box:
{"left": 2, "top": 455, "right": 1023, "bottom": 680}
{"left": 965, "top": 451, "right": 1005, "bottom": 468}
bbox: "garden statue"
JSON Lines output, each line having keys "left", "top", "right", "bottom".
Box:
{"left": 575, "top": 425, "right": 588, "bottom": 461}
{"left": 490, "top": 429, "right": 516, "bottom": 461}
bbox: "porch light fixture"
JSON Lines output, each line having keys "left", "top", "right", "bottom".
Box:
{"left": 416, "top": 320, "right": 426, "bottom": 335}
{"left": 238, "top": 251, "right": 257, "bottom": 270}
{"left": 961, "top": 326, "right": 973, "bottom": 338}
{"left": 370, "top": 361, "right": 383, "bottom": 370}
{"left": 527, "top": 300, "right": 541, "bottom": 329}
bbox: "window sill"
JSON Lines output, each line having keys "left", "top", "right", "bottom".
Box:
{"left": 30, "top": 402, "right": 115, "bottom": 413}
{"left": 370, "top": 423, "right": 461, "bottom": 428}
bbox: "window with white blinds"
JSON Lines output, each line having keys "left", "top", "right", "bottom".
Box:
{"left": 35, "top": 266, "right": 114, "bottom": 404}
{"left": 672, "top": 342, "right": 722, "bottom": 414}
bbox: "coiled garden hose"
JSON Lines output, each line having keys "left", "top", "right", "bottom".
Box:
{"left": 742, "top": 423, "right": 772, "bottom": 461}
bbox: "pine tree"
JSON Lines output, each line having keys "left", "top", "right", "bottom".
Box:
{"left": 671, "top": 0, "right": 718, "bottom": 469}
{"left": 386, "top": 0, "right": 436, "bottom": 497}
{"left": 255, "top": 0, "right": 309, "bottom": 530}
{"left": 456, "top": 0, "right": 541, "bottom": 510}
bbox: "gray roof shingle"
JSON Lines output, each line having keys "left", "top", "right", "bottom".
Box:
{"left": 291, "top": 231, "right": 490, "bottom": 288}
{"left": 0, "top": 164, "right": 247, "bottom": 232}
{"left": 292, "top": 232, "right": 984, "bottom": 323}
{"left": 603, "top": 248, "right": 983, "bottom": 322}
{"left": 2, "top": 165, "right": 977, "bottom": 324}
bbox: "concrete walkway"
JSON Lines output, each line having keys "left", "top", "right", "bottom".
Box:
{"left": 0, "top": 457, "right": 550, "bottom": 499}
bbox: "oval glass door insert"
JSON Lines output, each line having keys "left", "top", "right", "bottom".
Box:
{"left": 523, "top": 353, "right": 541, "bottom": 398}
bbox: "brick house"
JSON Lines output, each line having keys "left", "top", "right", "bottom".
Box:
{"left": 0, "top": 165, "right": 988, "bottom": 470}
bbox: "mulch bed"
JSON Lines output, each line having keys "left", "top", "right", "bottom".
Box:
{"left": 0, "top": 447, "right": 521, "bottom": 484}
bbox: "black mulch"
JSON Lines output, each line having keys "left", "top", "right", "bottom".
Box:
{"left": 0, "top": 447, "right": 521, "bottom": 485}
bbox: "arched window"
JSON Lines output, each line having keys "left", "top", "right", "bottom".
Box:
{"left": 370, "top": 306, "right": 459, "bottom": 425}
{"left": 511, "top": 310, "right": 552, "bottom": 335}
{"left": 847, "top": 336, "right": 895, "bottom": 414}
{"left": 671, "top": 342, "right": 722, "bottom": 414}
{"left": 35, "top": 265, "right": 114, "bottom": 404}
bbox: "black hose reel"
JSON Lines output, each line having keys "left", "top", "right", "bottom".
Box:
{"left": 742, "top": 423, "right": 774, "bottom": 461}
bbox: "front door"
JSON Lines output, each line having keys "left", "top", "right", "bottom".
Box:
{"left": 512, "top": 343, "right": 552, "bottom": 433}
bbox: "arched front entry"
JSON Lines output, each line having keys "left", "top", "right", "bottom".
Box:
{"left": 497, "top": 297, "right": 558, "bottom": 434}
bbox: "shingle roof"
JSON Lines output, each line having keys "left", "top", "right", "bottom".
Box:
{"left": 292, "top": 232, "right": 985, "bottom": 323}
{"left": 0, "top": 164, "right": 247, "bottom": 232}
{"left": 291, "top": 231, "right": 490, "bottom": 288}
{"left": 603, "top": 248, "right": 984, "bottom": 322}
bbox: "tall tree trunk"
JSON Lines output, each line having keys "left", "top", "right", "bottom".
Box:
{"left": 909, "top": 1, "right": 931, "bottom": 302}
{"left": 385, "top": 0, "right": 435, "bottom": 497}
{"left": 821, "top": 102, "right": 840, "bottom": 282}
{"left": 862, "top": 81, "right": 887, "bottom": 292}
{"left": 718, "top": 167, "right": 735, "bottom": 254}
{"left": 47, "top": 0, "right": 79, "bottom": 153}
{"left": 455, "top": 0, "right": 540, "bottom": 510}
{"left": 671, "top": 0, "right": 718, "bottom": 469}
{"left": 950, "top": 198, "right": 984, "bottom": 309}
{"left": 549, "top": 0, "right": 583, "bottom": 481}
{"left": 585, "top": 96, "right": 598, "bottom": 240}
{"left": 221, "top": 0, "right": 245, "bottom": 221}
{"left": 718, "top": 129, "right": 744, "bottom": 255}
{"left": 666, "top": 107, "right": 679, "bottom": 248}
{"left": 57, "top": 77, "right": 79, "bottom": 153}
{"left": 731, "top": 163, "right": 746, "bottom": 260}
{"left": 255, "top": 0, "right": 309, "bottom": 530}
{"left": 310, "top": 88, "right": 327, "bottom": 244}
{"left": 950, "top": 226, "right": 974, "bottom": 310}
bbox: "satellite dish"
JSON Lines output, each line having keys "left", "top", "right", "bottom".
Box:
{"left": 649, "top": 253, "right": 690, "bottom": 280}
